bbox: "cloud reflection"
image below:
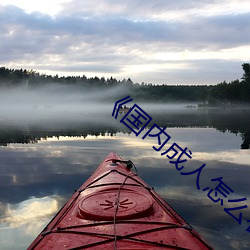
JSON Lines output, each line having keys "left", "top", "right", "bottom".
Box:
{"left": 0, "top": 127, "right": 250, "bottom": 249}
{"left": 0, "top": 196, "right": 61, "bottom": 249}
{"left": 194, "top": 150, "right": 250, "bottom": 166}
{"left": 0, "top": 196, "right": 59, "bottom": 229}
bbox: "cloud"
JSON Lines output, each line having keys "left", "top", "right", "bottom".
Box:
{"left": 0, "top": 1, "right": 250, "bottom": 84}
{"left": 3, "top": 4, "right": 248, "bottom": 48}
{"left": 58, "top": 0, "right": 241, "bottom": 19}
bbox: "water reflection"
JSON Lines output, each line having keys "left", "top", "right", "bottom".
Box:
{"left": 0, "top": 196, "right": 62, "bottom": 250}
{"left": 0, "top": 127, "right": 250, "bottom": 249}
{"left": 0, "top": 108, "right": 250, "bottom": 149}
{"left": 1, "top": 105, "right": 250, "bottom": 249}
{"left": 0, "top": 196, "right": 59, "bottom": 228}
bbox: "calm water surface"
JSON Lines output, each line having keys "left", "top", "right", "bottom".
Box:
{"left": 0, "top": 106, "right": 250, "bottom": 249}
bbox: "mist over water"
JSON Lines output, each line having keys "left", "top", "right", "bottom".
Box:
{"left": 0, "top": 85, "right": 113, "bottom": 122}
{"left": 0, "top": 84, "right": 199, "bottom": 127}
{"left": 0, "top": 84, "right": 250, "bottom": 149}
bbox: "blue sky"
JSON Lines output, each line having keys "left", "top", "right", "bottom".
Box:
{"left": 0, "top": 0, "right": 250, "bottom": 84}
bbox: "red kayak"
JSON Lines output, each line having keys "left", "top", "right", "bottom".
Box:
{"left": 28, "top": 152, "right": 213, "bottom": 249}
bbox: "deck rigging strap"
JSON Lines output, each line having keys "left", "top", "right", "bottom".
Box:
{"left": 113, "top": 160, "right": 137, "bottom": 250}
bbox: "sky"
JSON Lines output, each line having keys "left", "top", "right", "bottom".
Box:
{"left": 0, "top": 0, "right": 250, "bottom": 85}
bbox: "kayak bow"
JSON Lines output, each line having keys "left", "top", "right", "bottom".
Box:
{"left": 28, "top": 152, "right": 213, "bottom": 249}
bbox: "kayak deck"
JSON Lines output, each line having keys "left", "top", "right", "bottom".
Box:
{"left": 28, "top": 152, "right": 213, "bottom": 249}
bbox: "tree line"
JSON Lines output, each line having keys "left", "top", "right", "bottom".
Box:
{"left": 0, "top": 63, "right": 249, "bottom": 104}
{"left": 208, "top": 63, "right": 250, "bottom": 105}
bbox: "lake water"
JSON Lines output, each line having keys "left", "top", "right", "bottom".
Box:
{"left": 0, "top": 104, "right": 250, "bottom": 249}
